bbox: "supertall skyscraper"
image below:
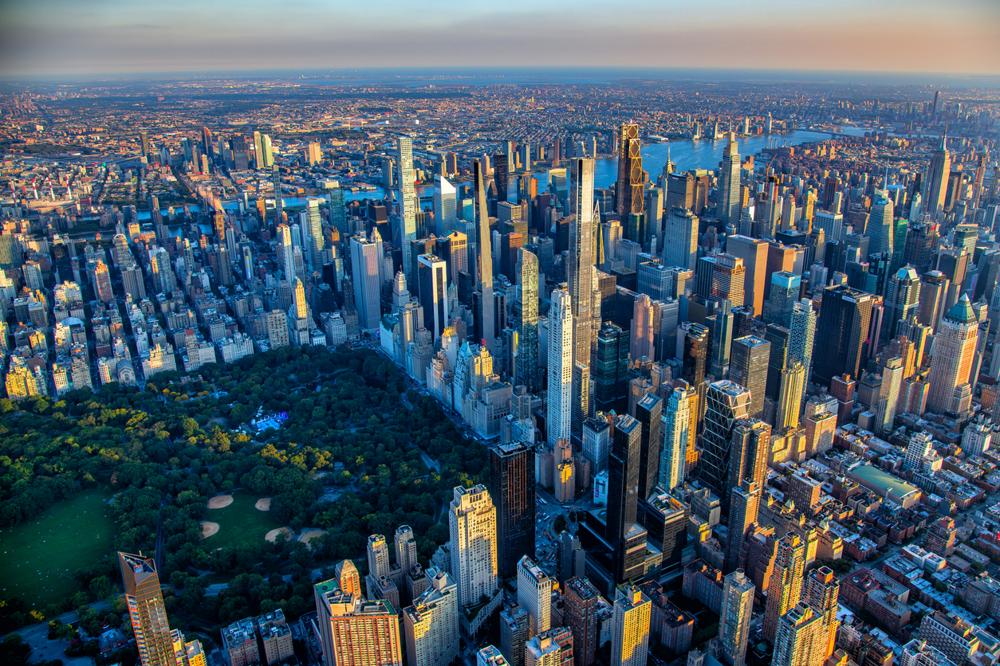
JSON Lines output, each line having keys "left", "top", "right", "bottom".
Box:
{"left": 548, "top": 286, "right": 574, "bottom": 445}
{"left": 926, "top": 294, "right": 979, "bottom": 416}
{"left": 813, "top": 285, "right": 874, "bottom": 385}
{"left": 449, "top": 485, "right": 499, "bottom": 610}
{"left": 351, "top": 231, "right": 383, "bottom": 331}
{"left": 516, "top": 249, "right": 541, "bottom": 391}
{"left": 569, "top": 157, "right": 598, "bottom": 365}
{"left": 616, "top": 123, "right": 645, "bottom": 242}
{"left": 118, "top": 552, "right": 175, "bottom": 666}
{"left": 417, "top": 254, "right": 449, "bottom": 342}
{"left": 607, "top": 414, "right": 642, "bottom": 582}
{"left": 718, "top": 133, "right": 742, "bottom": 223}
{"left": 925, "top": 136, "right": 951, "bottom": 214}
{"left": 474, "top": 161, "right": 496, "bottom": 350}
{"left": 397, "top": 136, "right": 418, "bottom": 283}
{"left": 489, "top": 442, "right": 536, "bottom": 579}
{"left": 718, "top": 570, "right": 754, "bottom": 666}
{"left": 787, "top": 299, "right": 816, "bottom": 413}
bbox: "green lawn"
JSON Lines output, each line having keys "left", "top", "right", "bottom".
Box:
{"left": 0, "top": 490, "right": 114, "bottom": 607}
{"left": 202, "top": 491, "right": 282, "bottom": 550}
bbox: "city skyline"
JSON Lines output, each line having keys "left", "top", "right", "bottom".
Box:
{"left": 0, "top": 0, "right": 998, "bottom": 77}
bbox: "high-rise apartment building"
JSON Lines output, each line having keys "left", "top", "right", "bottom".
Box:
{"left": 763, "top": 533, "right": 806, "bottom": 643}
{"left": 489, "top": 442, "right": 536, "bottom": 579}
{"left": 314, "top": 581, "right": 403, "bottom": 666}
{"left": 118, "top": 552, "right": 175, "bottom": 666}
{"left": 569, "top": 158, "right": 597, "bottom": 366}
{"left": 609, "top": 584, "right": 651, "bottom": 666}
{"left": 417, "top": 254, "right": 448, "bottom": 342}
{"left": 449, "top": 485, "right": 499, "bottom": 610}
{"left": 474, "top": 161, "right": 496, "bottom": 349}
{"left": 548, "top": 286, "right": 574, "bottom": 444}
{"left": 616, "top": 124, "right": 645, "bottom": 242}
{"left": 718, "top": 570, "right": 754, "bottom": 666}
{"left": 403, "top": 570, "right": 459, "bottom": 666}
{"left": 803, "top": 566, "right": 840, "bottom": 661}
{"left": 517, "top": 555, "right": 554, "bottom": 636}
{"left": 659, "top": 383, "right": 694, "bottom": 491}
{"left": 563, "top": 576, "right": 601, "bottom": 666}
{"left": 525, "top": 627, "right": 574, "bottom": 666}
{"left": 397, "top": 136, "right": 418, "bottom": 283}
{"left": 772, "top": 603, "right": 824, "bottom": 666}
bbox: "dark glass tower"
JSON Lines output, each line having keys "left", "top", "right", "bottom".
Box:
{"left": 489, "top": 442, "right": 536, "bottom": 578}
{"left": 813, "top": 285, "right": 874, "bottom": 385}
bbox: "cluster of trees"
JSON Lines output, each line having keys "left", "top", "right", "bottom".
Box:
{"left": 1, "top": 346, "right": 486, "bottom": 632}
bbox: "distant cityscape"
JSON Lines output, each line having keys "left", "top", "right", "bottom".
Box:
{"left": 1, "top": 68, "right": 1000, "bottom": 666}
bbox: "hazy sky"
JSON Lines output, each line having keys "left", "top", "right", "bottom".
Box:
{"left": 1, "top": 0, "right": 998, "bottom": 77}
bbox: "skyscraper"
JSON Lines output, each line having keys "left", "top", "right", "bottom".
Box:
{"left": 397, "top": 136, "right": 418, "bottom": 283}
{"left": 525, "top": 628, "right": 574, "bottom": 666}
{"left": 490, "top": 442, "right": 536, "bottom": 579}
{"left": 610, "top": 584, "right": 651, "bottom": 666}
{"left": 563, "top": 577, "right": 601, "bottom": 666}
{"left": 434, "top": 175, "right": 457, "bottom": 236}
{"left": 630, "top": 293, "right": 656, "bottom": 362}
{"left": 699, "top": 380, "right": 751, "bottom": 496}
{"left": 449, "top": 485, "right": 499, "bottom": 610}
{"left": 517, "top": 249, "right": 541, "bottom": 391}
{"left": 765, "top": 272, "right": 800, "bottom": 326}
{"left": 803, "top": 566, "right": 840, "bottom": 661}
{"left": 659, "top": 383, "right": 693, "bottom": 491}
{"left": 517, "top": 555, "right": 554, "bottom": 636}
{"left": 350, "top": 232, "right": 383, "bottom": 331}
{"left": 726, "top": 235, "right": 769, "bottom": 317}
{"left": 711, "top": 254, "right": 746, "bottom": 308}
{"left": 729, "top": 336, "right": 770, "bottom": 419}
{"left": 763, "top": 533, "right": 806, "bottom": 643}
{"left": 474, "top": 161, "right": 496, "bottom": 350}
{"left": 772, "top": 604, "right": 824, "bottom": 666}
{"left": 607, "top": 414, "right": 642, "bottom": 581}
{"left": 634, "top": 393, "right": 662, "bottom": 500}
{"left": 925, "top": 136, "right": 951, "bottom": 214}
{"left": 548, "top": 286, "right": 574, "bottom": 445}
{"left": 315, "top": 581, "right": 403, "bottom": 666}
{"left": 616, "top": 123, "right": 645, "bottom": 242}
{"left": 417, "top": 254, "right": 449, "bottom": 342}
{"left": 813, "top": 285, "right": 874, "bottom": 385}
{"left": 403, "top": 570, "right": 459, "bottom": 666}
{"left": 787, "top": 299, "right": 816, "bottom": 413}
{"left": 926, "top": 294, "right": 979, "bottom": 416}
{"left": 663, "top": 208, "right": 698, "bottom": 270}
{"left": 718, "top": 570, "right": 754, "bottom": 666}
{"left": 868, "top": 191, "right": 894, "bottom": 257}
{"left": 118, "top": 552, "right": 175, "bottom": 666}
{"left": 569, "top": 158, "right": 598, "bottom": 366}
{"left": 885, "top": 267, "right": 921, "bottom": 339}
{"left": 725, "top": 481, "right": 761, "bottom": 574}
{"left": 718, "top": 133, "right": 741, "bottom": 223}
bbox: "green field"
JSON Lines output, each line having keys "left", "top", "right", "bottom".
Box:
{"left": 203, "top": 492, "right": 282, "bottom": 550}
{"left": 0, "top": 490, "right": 114, "bottom": 607}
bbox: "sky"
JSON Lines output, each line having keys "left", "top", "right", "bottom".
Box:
{"left": 1, "top": 0, "right": 998, "bottom": 78}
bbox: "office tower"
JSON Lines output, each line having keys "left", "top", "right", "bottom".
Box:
{"left": 417, "top": 254, "right": 448, "bottom": 342}
{"left": 772, "top": 604, "right": 824, "bottom": 666}
{"left": 718, "top": 570, "right": 754, "bottom": 666}
{"left": 517, "top": 249, "right": 541, "bottom": 391}
{"left": 350, "top": 233, "right": 382, "bottom": 331}
{"left": 699, "top": 380, "right": 751, "bottom": 494}
{"left": 885, "top": 266, "right": 920, "bottom": 339}
{"left": 868, "top": 191, "right": 894, "bottom": 257}
{"left": 548, "top": 286, "right": 574, "bottom": 445}
{"left": 803, "top": 566, "right": 839, "bottom": 661}
{"left": 635, "top": 393, "right": 662, "bottom": 499}
{"left": 718, "top": 133, "right": 741, "bottom": 223}
{"left": 563, "top": 577, "right": 601, "bottom": 666}
{"left": 925, "top": 136, "right": 951, "bottom": 214}
{"left": 403, "top": 570, "right": 459, "bottom": 666}
{"left": 609, "top": 584, "right": 651, "bottom": 666}
{"left": 681, "top": 322, "right": 710, "bottom": 386}
{"left": 630, "top": 293, "right": 656, "bottom": 362}
{"left": 765, "top": 272, "right": 800, "bottom": 326}
{"left": 336, "top": 560, "right": 362, "bottom": 598}
{"left": 926, "top": 294, "right": 979, "bottom": 416}
{"left": 434, "top": 175, "right": 457, "bottom": 235}
{"left": 525, "top": 628, "right": 574, "bottom": 666}
{"left": 393, "top": 526, "right": 417, "bottom": 578}
{"left": 474, "top": 161, "right": 496, "bottom": 349}
{"left": 594, "top": 322, "right": 629, "bottom": 412}
{"left": 449, "top": 485, "right": 499, "bottom": 610}
{"left": 813, "top": 285, "right": 874, "bottom": 385}
{"left": 616, "top": 123, "right": 645, "bottom": 241}
{"left": 725, "top": 481, "right": 761, "bottom": 574}
{"left": 315, "top": 581, "right": 403, "bottom": 666}
{"left": 397, "top": 136, "right": 418, "bottom": 282}
{"left": 659, "top": 384, "right": 692, "bottom": 491}
{"left": 489, "top": 442, "right": 536, "bottom": 578}
{"left": 776, "top": 362, "right": 805, "bottom": 431}
{"left": 730, "top": 336, "right": 770, "bottom": 419}
{"left": 366, "top": 533, "right": 392, "bottom": 598}
{"left": 517, "top": 555, "right": 554, "bottom": 635}
{"left": 478, "top": 646, "right": 512, "bottom": 666}
{"left": 711, "top": 255, "right": 746, "bottom": 308}
{"left": 119, "top": 552, "right": 174, "bottom": 666}
{"left": 607, "top": 414, "right": 641, "bottom": 580}
{"left": 708, "top": 299, "right": 735, "bottom": 377}
{"left": 569, "top": 158, "right": 598, "bottom": 365}
{"left": 663, "top": 208, "right": 698, "bottom": 270}
{"left": 726, "top": 235, "right": 768, "bottom": 317}
{"left": 763, "top": 533, "right": 806, "bottom": 643}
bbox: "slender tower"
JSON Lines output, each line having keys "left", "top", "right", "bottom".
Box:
{"left": 397, "top": 136, "right": 418, "bottom": 283}
{"left": 719, "top": 132, "right": 741, "bottom": 223}
{"left": 118, "top": 552, "right": 174, "bottom": 666}
{"left": 548, "top": 286, "right": 574, "bottom": 445}
{"left": 474, "top": 161, "right": 496, "bottom": 350}
{"left": 569, "top": 157, "right": 598, "bottom": 365}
